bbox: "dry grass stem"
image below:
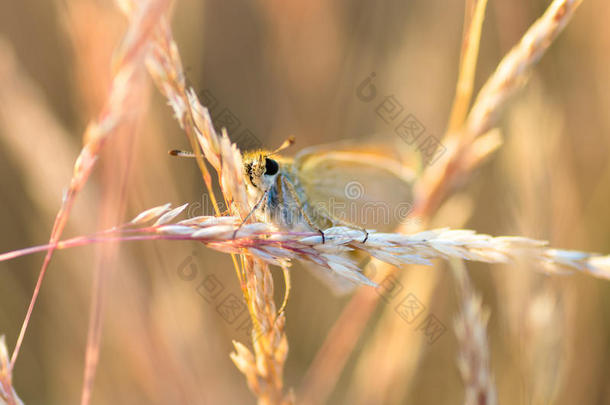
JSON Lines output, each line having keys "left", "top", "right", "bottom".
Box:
{"left": 417, "top": 0, "right": 582, "bottom": 217}
{"left": 9, "top": 0, "right": 169, "bottom": 370}
{"left": 447, "top": 0, "right": 489, "bottom": 133}
{"left": 3, "top": 206, "right": 609, "bottom": 283}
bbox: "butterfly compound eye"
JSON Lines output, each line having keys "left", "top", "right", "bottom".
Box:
{"left": 264, "top": 158, "right": 279, "bottom": 176}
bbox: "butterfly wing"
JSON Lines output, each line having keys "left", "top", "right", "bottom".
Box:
{"left": 302, "top": 262, "right": 363, "bottom": 295}
{"left": 295, "top": 145, "right": 416, "bottom": 232}
{"left": 293, "top": 142, "right": 417, "bottom": 294}
{"left": 300, "top": 254, "right": 377, "bottom": 295}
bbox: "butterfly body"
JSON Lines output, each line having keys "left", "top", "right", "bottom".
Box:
{"left": 243, "top": 152, "right": 330, "bottom": 234}
{"left": 241, "top": 141, "right": 416, "bottom": 293}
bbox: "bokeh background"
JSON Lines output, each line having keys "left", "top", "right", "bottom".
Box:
{"left": 0, "top": 0, "right": 609, "bottom": 404}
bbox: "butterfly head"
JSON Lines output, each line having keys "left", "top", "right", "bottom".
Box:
{"left": 243, "top": 151, "right": 280, "bottom": 192}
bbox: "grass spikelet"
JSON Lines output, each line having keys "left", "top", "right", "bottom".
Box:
{"left": 417, "top": 0, "right": 583, "bottom": 217}
{"left": 464, "top": 0, "right": 583, "bottom": 141}
{"left": 229, "top": 257, "right": 292, "bottom": 405}
{"left": 3, "top": 209, "right": 610, "bottom": 283}
{"left": 451, "top": 259, "right": 497, "bottom": 405}
{"left": 0, "top": 336, "right": 23, "bottom": 405}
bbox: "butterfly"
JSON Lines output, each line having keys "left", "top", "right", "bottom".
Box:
{"left": 240, "top": 138, "right": 416, "bottom": 294}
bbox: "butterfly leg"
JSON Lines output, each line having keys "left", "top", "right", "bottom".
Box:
{"left": 281, "top": 177, "right": 326, "bottom": 244}
{"left": 233, "top": 190, "right": 267, "bottom": 240}
{"left": 327, "top": 216, "right": 369, "bottom": 243}
{"left": 361, "top": 230, "right": 369, "bottom": 243}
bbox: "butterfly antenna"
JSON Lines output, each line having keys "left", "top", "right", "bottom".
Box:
{"left": 169, "top": 149, "right": 197, "bottom": 158}
{"left": 270, "top": 136, "right": 295, "bottom": 155}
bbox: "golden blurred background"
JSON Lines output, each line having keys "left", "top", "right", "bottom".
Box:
{"left": 0, "top": 0, "right": 609, "bottom": 404}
